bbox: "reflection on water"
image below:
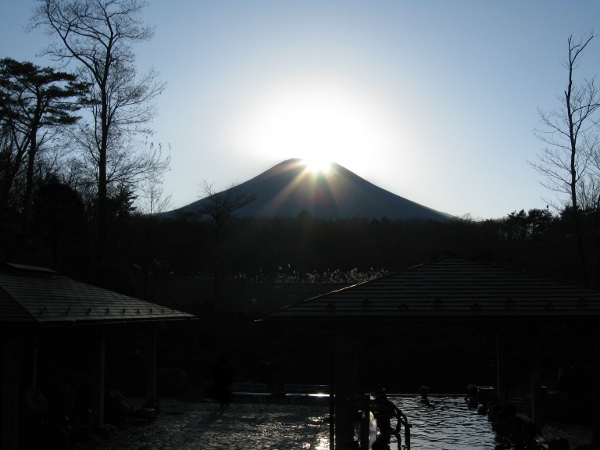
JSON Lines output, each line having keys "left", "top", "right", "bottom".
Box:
{"left": 90, "top": 395, "right": 592, "bottom": 450}
{"left": 390, "top": 396, "right": 497, "bottom": 450}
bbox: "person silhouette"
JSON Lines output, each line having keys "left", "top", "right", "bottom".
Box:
{"left": 372, "top": 389, "right": 408, "bottom": 443}
{"left": 207, "top": 357, "right": 233, "bottom": 413}
{"left": 420, "top": 385, "right": 434, "bottom": 407}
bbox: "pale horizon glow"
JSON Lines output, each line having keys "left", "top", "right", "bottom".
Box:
{"left": 2, "top": 1, "right": 600, "bottom": 219}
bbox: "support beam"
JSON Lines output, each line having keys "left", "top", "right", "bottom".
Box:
{"left": 531, "top": 329, "right": 544, "bottom": 431}
{"left": 91, "top": 327, "right": 106, "bottom": 431}
{"left": 146, "top": 322, "right": 158, "bottom": 408}
{"left": 330, "top": 353, "right": 335, "bottom": 450}
{"left": 334, "top": 329, "right": 349, "bottom": 450}
{"left": 1, "top": 330, "right": 22, "bottom": 450}
{"left": 593, "top": 327, "right": 599, "bottom": 450}
{"left": 333, "top": 329, "right": 361, "bottom": 450}
{"left": 496, "top": 327, "right": 507, "bottom": 405}
{"left": 359, "top": 394, "right": 370, "bottom": 450}
{"left": 24, "top": 332, "right": 38, "bottom": 390}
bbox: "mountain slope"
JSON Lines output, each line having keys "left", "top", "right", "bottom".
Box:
{"left": 165, "top": 158, "right": 452, "bottom": 221}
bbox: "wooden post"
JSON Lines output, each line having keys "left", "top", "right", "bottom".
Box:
{"left": 31, "top": 333, "right": 38, "bottom": 389}
{"left": 360, "top": 394, "right": 370, "bottom": 450}
{"left": 91, "top": 327, "right": 106, "bottom": 430}
{"left": 146, "top": 322, "right": 158, "bottom": 408}
{"left": 1, "top": 330, "right": 22, "bottom": 450}
{"left": 22, "top": 332, "right": 39, "bottom": 390}
{"left": 593, "top": 327, "right": 599, "bottom": 450}
{"left": 332, "top": 329, "right": 362, "bottom": 450}
{"left": 531, "top": 330, "right": 544, "bottom": 431}
{"left": 334, "top": 329, "right": 348, "bottom": 450}
{"left": 496, "top": 327, "right": 507, "bottom": 404}
{"left": 330, "top": 352, "right": 335, "bottom": 450}
{"left": 334, "top": 329, "right": 358, "bottom": 449}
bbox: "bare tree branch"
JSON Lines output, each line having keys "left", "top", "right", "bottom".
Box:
{"left": 30, "top": 0, "right": 168, "bottom": 268}
{"left": 530, "top": 32, "right": 600, "bottom": 284}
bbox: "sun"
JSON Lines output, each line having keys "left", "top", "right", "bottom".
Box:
{"left": 229, "top": 76, "right": 398, "bottom": 174}
{"left": 303, "top": 158, "right": 332, "bottom": 174}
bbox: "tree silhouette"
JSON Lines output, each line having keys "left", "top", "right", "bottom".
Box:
{"left": 197, "top": 181, "right": 256, "bottom": 310}
{"left": 30, "top": 0, "right": 167, "bottom": 277}
{"left": 532, "top": 33, "right": 600, "bottom": 284}
{"left": 32, "top": 181, "right": 88, "bottom": 273}
{"left": 0, "top": 58, "right": 86, "bottom": 231}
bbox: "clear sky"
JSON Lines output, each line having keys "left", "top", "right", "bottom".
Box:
{"left": 2, "top": 1, "right": 600, "bottom": 219}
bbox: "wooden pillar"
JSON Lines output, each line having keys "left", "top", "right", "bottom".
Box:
{"left": 146, "top": 322, "right": 158, "bottom": 408}
{"left": 334, "top": 329, "right": 359, "bottom": 450}
{"left": 359, "top": 393, "right": 370, "bottom": 450}
{"left": 91, "top": 327, "right": 106, "bottom": 430}
{"left": 334, "top": 329, "right": 348, "bottom": 450}
{"left": 1, "top": 330, "right": 22, "bottom": 450}
{"left": 330, "top": 352, "right": 335, "bottom": 450}
{"left": 24, "top": 332, "right": 39, "bottom": 390}
{"left": 531, "top": 330, "right": 544, "bottom": 430}
{"left": 496, "top": 327, "right": 507, "bottom": 404}
{"left": 593, "top": 327, "right": 599, "bottom": 450}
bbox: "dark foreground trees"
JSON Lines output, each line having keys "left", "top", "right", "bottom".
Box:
{"left": 532, "top": 33, "right": 600, "bottom": 285}
{"left": 30, "top": 0, "right": 168, "bottom": 275}
{"left": 0, "top": 58, "right": 86, "bottom": 258}
{"left": 123, "top": 207, "right": 584, "bottom": 291}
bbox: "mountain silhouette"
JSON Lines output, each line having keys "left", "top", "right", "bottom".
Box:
{"left": 164, "top": 158, "right": 452, "bottom": 221}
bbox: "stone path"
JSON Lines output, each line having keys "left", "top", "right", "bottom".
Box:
{"left": 93, "top": 400, "right": 331, "bottom": 450}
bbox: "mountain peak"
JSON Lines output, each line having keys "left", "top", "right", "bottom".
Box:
{"left": 165, "top": 159, "right": 452, "bottom": 221}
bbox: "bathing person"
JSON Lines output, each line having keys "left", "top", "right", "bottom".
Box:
{"left": 372, "top": 432, "right": 391, "bottom": 450}
{"left": 465, "top": 383, "right": 478, "bottom": 408}
{"left": 420, "top": 386, "right": 433, "bottom": 407}
{"left": 207, "top": 357, "right": 233, "bottom": 413}
{"left": 372, "top": 390, "right": 408, "bottom": 439}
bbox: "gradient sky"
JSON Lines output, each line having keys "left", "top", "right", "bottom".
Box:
{"left": 2, "top": 1, "right": 600, "bottom": 219}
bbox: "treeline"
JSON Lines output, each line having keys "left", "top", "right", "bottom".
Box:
{"left": 122, "top": 206, "right": 600, "bottom": 290}
{"left": 5, "top": 189, "right": 600, "bottom": 294}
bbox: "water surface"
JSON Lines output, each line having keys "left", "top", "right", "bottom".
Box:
{"left": 390, "top": 396, "right": 497, "bottom": 450}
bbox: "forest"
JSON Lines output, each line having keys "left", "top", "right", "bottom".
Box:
{"left": 2, "top": 186, "right": 599, "bottom": 295}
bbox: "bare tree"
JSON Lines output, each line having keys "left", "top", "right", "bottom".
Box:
{"left": 198, "top": 181, "right": 256, "bottom": 228}
{"left": 197, "top": 181, "right": 256, "bottom": 311}
{"left": 137, "top": 166, "right": 172, "bottom": 217}
{"left": 131, "top": 167, "right": 172, "bottom": 300}
{"left": 30, "top": 0, "right": 167, "bottom": 271}
{"left": 531, "top": 32, "right": 600, "bottom": 284}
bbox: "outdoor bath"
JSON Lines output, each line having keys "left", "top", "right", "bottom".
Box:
{"left": 91, "top": 394, "right": 592, "bottom": 449}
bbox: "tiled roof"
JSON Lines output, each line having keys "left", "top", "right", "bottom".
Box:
{"left": 0, "top": 263, "right": 195, "bottom": 325}
{"left": 264, "top": 255, "right": 600, "bottom": 320}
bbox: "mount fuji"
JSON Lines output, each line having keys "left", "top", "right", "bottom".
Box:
{"left": 164, "top": 158, "right": 452, "bottom": 221}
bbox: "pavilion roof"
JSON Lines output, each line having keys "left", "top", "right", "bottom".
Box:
{"left": 0, "top": 263, "right": 195, "bottom": 325}
{"left": 264, "top": 254, "right": 600, "bottom": 321}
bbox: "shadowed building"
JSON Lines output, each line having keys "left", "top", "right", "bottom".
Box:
{"left": 264, "top": 253, "right": 600, "bottom": 450}
{"left": 0, "top": 262, "right": 195, "bottom": 449}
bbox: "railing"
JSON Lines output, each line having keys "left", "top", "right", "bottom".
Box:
{"left": 231, "top": 382, "right": 270, "bottom": 404}
{"left": 284, "top": 384, "right": 330, "bottom": 403}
